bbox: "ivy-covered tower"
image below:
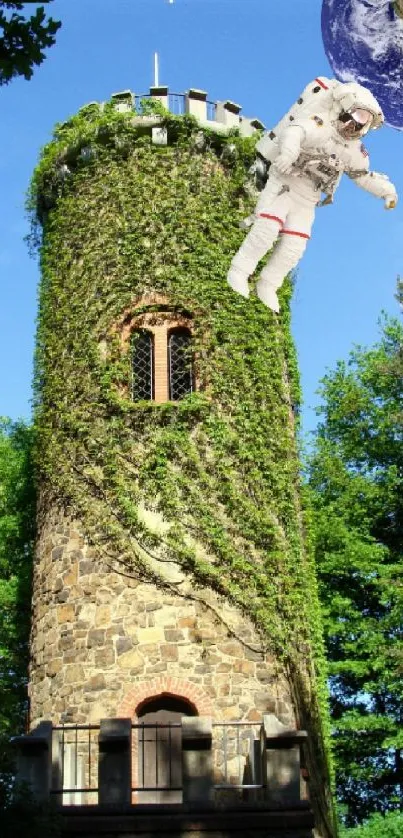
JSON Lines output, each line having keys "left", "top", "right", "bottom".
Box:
{"left": 28, "top": 87, "right": 334, "bottom": 836}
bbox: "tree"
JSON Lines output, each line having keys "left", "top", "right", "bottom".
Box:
{"left": 0, "top": 2, "right": 60, "bottom": 86}
{"left": 341, "top": 811, "right": 403, "bottom": 838}
{"left": 0, "top": 419, "right": 58, "bottom": 838}
{"left": 308, "top": 316, "right": 403, "bottom": 825}
{"left": 0, "top": 419, "right": 35, "bottom": 774}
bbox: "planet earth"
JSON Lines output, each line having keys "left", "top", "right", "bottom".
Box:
{"left": 321, "top": 0, "right": 403, "bottom": 129}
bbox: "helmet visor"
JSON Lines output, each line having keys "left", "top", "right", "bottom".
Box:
{"left": 350, "top": 109, "right": 373, "bottom": 127}
{"left": 338, "top": 109, "right": 373, "bottom": 138}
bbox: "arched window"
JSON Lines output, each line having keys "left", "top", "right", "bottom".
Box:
{"left": 132, "top": 329, "right": 154, "bottom": 401}
{"left": 168, "top": 328, "right": 193, "bottom": 401}
{"left": 118, "top": 298, "right": 195, "bottom": 403}
{"left": 137, "top": 695, "right": 197, "bottom": 803}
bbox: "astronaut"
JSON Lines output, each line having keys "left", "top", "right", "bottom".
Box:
{"left": 227, "top": 79, "right": 398, "bottom": 313}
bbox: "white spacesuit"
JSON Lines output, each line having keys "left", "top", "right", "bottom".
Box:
{"left": 227, "top": 78, "right": 398, "bottom": 313}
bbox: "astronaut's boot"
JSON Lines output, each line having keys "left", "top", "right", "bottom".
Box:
{"left": 255, "top": 279, "right": 280, "bottom": 313}
{"left": 227, "top": 265, "right": 250, "bottom": 298}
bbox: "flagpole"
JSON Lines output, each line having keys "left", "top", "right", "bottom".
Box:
{"left": 154, "top": 52, "right": 159, "bottom": 87}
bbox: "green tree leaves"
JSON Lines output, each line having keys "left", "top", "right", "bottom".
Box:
{"left": 0, "top": 1, "right": 60, "bottom": 86}
{"left": 309, "top": 317, "right": 403, "bottom": 825}
{"left": 0, "top": 419, "right": 35, "bottom": 763}
{"left": 341, "top": 811, "right": 403, "bottom": 838}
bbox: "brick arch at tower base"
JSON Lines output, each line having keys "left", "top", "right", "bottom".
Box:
{"left": 118, "top": 676, "right": 214, "bottom": 719}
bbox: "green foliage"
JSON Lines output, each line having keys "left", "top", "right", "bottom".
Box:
{"left": 309, "top": 317, "right": 403, "bottom": 825}
{"left": 395, "top": 276, "right": 403, "bottom": 310}
{"left": 0, "top": 419, "right": 35, "bottom": 780}
{"left": 341, "top": 811, "right": 403, "bottom": 838}
{"left": 138, "top": 96, "right": 169, "bottom": 116}
{"left": 0, "top": 2, "right": 60, "bottom": 86}
{"left": 30, "top": 103, "right": 335, "bottom": 835}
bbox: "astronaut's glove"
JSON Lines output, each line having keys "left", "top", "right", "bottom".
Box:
{"left": 274, "top": 154, "right": 296, "bottom": 176}
{"left": 384, "top": 195, "right": 398, "bottom": 210}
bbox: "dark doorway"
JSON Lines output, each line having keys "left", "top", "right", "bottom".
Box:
{"left": 136, "top": 695, "right": 197, "bottom": 804}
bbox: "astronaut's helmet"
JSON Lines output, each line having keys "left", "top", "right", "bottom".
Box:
{"left": 337, "top": 108, "right": 375, "bottom": 139}
{"left": 333, "top": 82, "right": 384, "bottom": 139}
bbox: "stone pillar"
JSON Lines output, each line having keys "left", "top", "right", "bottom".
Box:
{"left": 111, "top": 90, "right": 134, "bottom": 113}
{"left": 79, "top": 102, "right": 102, "bottom": 118}
{"left": 250, "top": 118, "right": 265, "bottom": 131}
{"left": 98, "top": 718, "right": 131, "bottom": 806}
{"left": 186, "top": 89, "right": 208, "bottom": 122}
{"left": 240, "top": 117, "right": 266, "bottom": 137}
{"left": 152, "top": 127, "right": 168, "bottom": 146}
{"left": 260, "top": 714, "right": 307, "bottom": 806}
{"left": 216, "top": 100, "right": 242, "bottom": 129}
{"left": 182, "top": 716, "right": 213, "bottom": 803}
{"left": 149, "top": 85, "right": 169, "bottom": 111}
{"left": 13, "top": 721, "right": 53, "bottom": 801}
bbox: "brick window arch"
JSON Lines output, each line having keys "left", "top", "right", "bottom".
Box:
{"left": 117, "top": 295, "right": 195, "bottom": 404}
{"left": 118, "top": 676, "right": 214, "bottom": 718}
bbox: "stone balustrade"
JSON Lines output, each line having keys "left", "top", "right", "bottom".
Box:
{"left": 13, "top": 714, "right": 307, "bottom": 808}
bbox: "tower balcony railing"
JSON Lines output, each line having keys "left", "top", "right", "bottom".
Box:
{"left": 133, "top": 93, "right": 216, "bottom": 121}
{"left": 49, "top": 721, "right": 265, "bottom": 805}
{"left": 108, "top": 87, "right": 263, "bottom": 135}
{"left": 134, "top": 93, "right": 185, "bottom": 116}
{"left": 13, "top": 715, "right": 309, "bottom": 810}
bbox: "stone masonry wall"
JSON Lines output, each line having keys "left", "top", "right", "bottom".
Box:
{"left": 29, "top": 507, "right": 295, "bottom": 728}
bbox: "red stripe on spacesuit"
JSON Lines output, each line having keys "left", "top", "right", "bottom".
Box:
{"left": 259, "top": 213, "right": 284, "bottom": 226}
{"left": 280, "top": 229, "right": 310, "bottom": 239}
{"left": 314, "top": 77, "right": 329, "bottom": 90}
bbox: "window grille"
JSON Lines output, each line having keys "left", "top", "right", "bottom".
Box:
{"left": 132, "top": 330, "right": 154, "bottom": 401}
{"left": 168, "top": 329, "right": 193, "bottom": 401}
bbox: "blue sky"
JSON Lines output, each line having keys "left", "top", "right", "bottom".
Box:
{"left": 0, "top": 0, "right": 402, "bottom": 433}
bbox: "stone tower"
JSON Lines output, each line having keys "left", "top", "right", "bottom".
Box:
{"left": 27, "top": 86, "right": 335, "bottom": 836}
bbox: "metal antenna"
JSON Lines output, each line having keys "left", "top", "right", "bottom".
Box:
{"left": 154, "top": 52, "right": 159, "bottom": 87}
